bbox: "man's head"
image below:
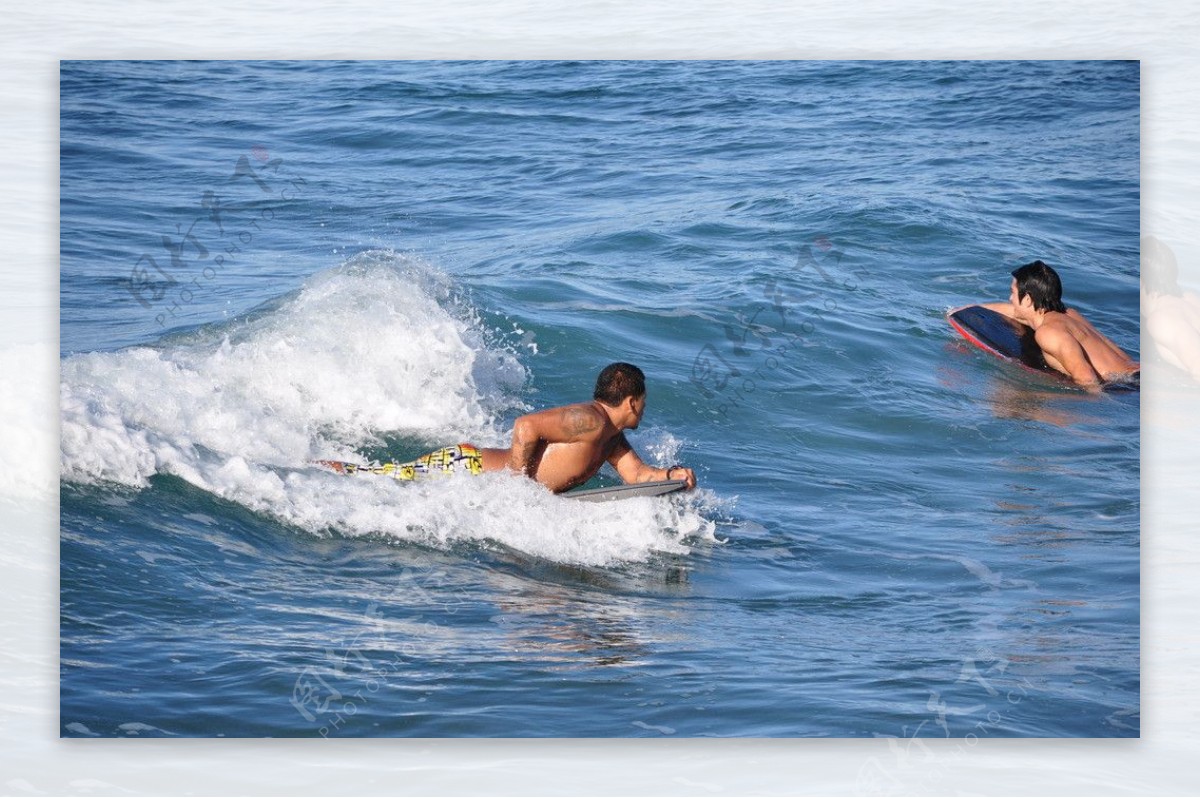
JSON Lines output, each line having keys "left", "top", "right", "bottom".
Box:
{"left": 1010, "top": 260, "right": 1067, "bottom": 316}
{"left": 594, "top": 362, "right": 646, "bottom": 429}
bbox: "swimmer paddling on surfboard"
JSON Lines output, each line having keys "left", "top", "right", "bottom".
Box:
{"left": 316, "top": 362, "right": 697, "bottom": 495}
{"left": 949, "top": 260, "right": 1139, "bottom": 391}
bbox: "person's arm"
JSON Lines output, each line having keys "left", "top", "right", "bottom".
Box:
{"left": 507, "top": 404, "right": 605, "bottom": 476}
{"left": 606, "top": 433, "right": 696, "bottom": 489}
{"left": 978, "top": 302, "right": 1025, "bottom": 322}
{"left": 1034, "top": 326, "right": 1102, "bottom": 390}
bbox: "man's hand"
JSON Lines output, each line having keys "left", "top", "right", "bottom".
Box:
{"left": 608, "top": 434, "right": 696, "bottom": 490}
{"left": 665, "top": 465, "right": 697, "bottom": 490}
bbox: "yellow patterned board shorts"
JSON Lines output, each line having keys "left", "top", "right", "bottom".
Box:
{"left": 316, "top": 444, "right": 484, "bottom": 481}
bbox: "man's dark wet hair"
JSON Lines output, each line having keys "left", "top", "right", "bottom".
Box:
{"left": 1011, "top": 260, "right": 1067, "bottom": 313}
{"left": 593, "top": 362, "right": 646, "bottom": 406}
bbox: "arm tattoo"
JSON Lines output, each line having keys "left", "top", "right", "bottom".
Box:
{"left": 565, "top": 406, "right": 601, "bottom": 436}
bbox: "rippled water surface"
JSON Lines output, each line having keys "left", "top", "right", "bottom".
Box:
{"left": 60, "top": 60, "right": 1139, "bottom": 737}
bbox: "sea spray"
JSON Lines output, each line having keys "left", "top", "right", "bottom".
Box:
{"left": 60, "top": 251, "right": 716, "bottom": 564}
{"left": 61, "top": 252, "right": 525, "bottom": 488}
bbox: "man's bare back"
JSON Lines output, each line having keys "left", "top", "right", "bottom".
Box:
{"left": 317, "top": 363, "right": 697, "bottom": 493}
{"left": 1033, "top": 309, "right": 1139, "bottom": 382}
{"left": 479, "top": 399, "right": 694, "bottom": 493}
{"left": 982, "top": 262, "right": 1138, "bottom": 388}
{"left": 476, "top": 401, "right": 625, "bottom": 492}
{"left": 482, "top": 364, "right": 696, "bottom": 493}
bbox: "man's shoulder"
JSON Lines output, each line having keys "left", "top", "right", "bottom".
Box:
{"left": 558, "top": 401, "right": 607, "bottom": 436}
{"left": 1040, "top": 308, "right": 1087, "bottom": 329}
{"left": 559, "top": 400, "right": 607, "bottom": 418}
{"left": 1034, "top": 319, "right": 1079, "bottom": 347}
{"left": 1063, "top": 307, "right": 1092, "bottom": 323}
{"left": 544, "top": 400, "right": 603, "bottom": 415}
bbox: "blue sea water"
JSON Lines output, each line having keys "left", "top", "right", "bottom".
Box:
{"left": 59, "top": 60, "right": 1140, "bottom": 738}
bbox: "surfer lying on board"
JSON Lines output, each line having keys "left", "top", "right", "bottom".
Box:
{"left": 980, "top": 260, "right": 1139, "bottom": 390}
{"left": 317, "top": 362, "right": 697, "bottom": 494}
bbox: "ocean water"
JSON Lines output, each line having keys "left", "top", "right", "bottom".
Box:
{"left": 59, "top": 60, "right": 1140, "bottom": 738}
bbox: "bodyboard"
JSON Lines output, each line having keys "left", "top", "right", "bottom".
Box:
{"left": 947, "top": 305, "right": 1051, "bottom": 373}
{"left": 564, "top": 479, "right": 688, "bottom": 502}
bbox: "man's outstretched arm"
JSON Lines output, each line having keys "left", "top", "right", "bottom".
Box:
{"left": 979, "top": 302, "right": 1024, "bottom": 322}
{"left": 606, "top": 433, "right": 696, "bottom": 489}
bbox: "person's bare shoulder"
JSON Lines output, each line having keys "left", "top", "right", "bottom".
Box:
{"left": 1034, "top": 323, "right": 1101, "bottom": 386}
{"left": 1058, "top": 308, "right": 1111, "bottom": 342}
{"left": 514, "top": 401, "right": 607, "bottom": 446}
{"left": 559, "top": 402, "right": 607, "bottom": 438}
{"left": 1035, "top": 315, "right": 1081, "bottom": 347}
{"left": 1034, "top": 320, "right": 1072, "bottom": 345}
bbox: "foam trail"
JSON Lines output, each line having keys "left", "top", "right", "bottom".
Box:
{"left": 59, "top": 251, "right": 717, "bottom": 564}
{"left": 61, "top": 251, "right": 525, "bottom": 487}
{"left": 229, "top": 469, "right": 717, "bottom": 566}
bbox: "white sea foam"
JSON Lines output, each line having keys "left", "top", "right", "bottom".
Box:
{"left": 248, "top": 469, "right": 716, "bottom": 566}
{"left": 58, "top": 251, "right": 715, "bottom": 564}
{"left": 61, "top": 252, "right": 523, "bottom": 486}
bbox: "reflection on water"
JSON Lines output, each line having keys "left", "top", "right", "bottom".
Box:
{"left": 984, "top": 381, "right": 1099, "bottom": 427}
{"left": 482, "top": 551, "right": 694, "bottom": 670}
{"left": 939, "top": 344, "right": 1105, "bottom": 426}
{"left": 491, "top": 590, "right": 648, "bottom": 669}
